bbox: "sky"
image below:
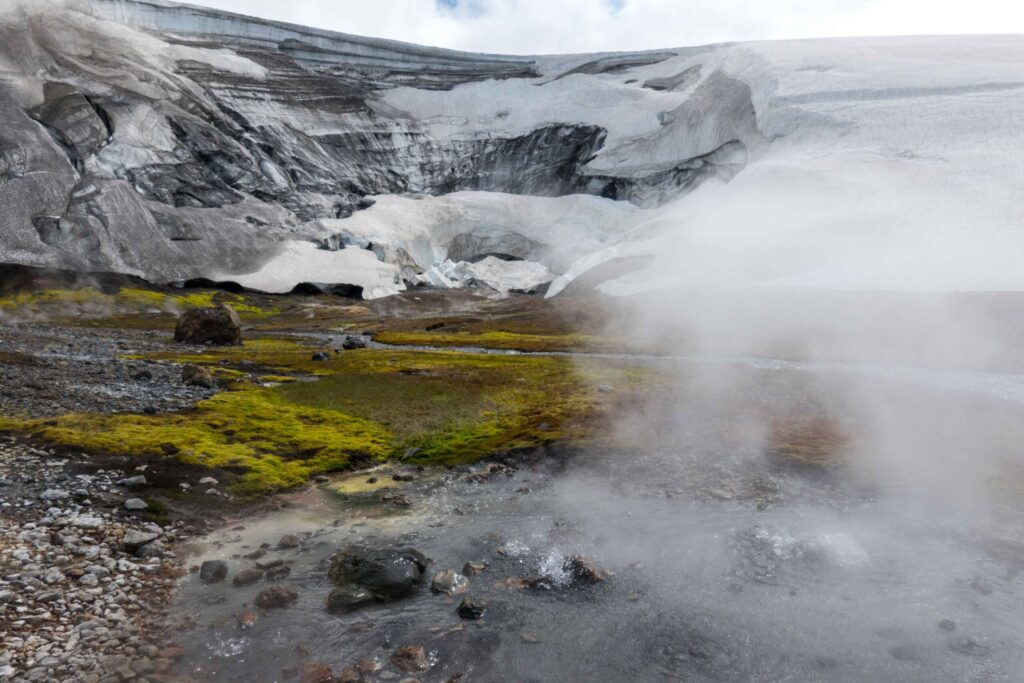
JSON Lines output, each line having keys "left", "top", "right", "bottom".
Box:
{"left": 188, "top": 0, "right": 1024, "bottom": 54}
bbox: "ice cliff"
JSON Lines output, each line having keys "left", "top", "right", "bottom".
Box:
{"left": 0, "top": 0, "right": 1021, "bottom": 297}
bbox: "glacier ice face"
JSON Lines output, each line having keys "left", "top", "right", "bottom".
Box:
{"left": 0, "top": 1, "right": 1021, "bottom": 296}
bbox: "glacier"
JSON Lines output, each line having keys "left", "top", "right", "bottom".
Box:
{"left": 0, "top": 0, "right": 1021, "bottom": 297}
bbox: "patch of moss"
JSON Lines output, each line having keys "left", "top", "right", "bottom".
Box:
{"left": 5, "top": 389, "right": 390, "bottom": 495}
{"left": 372, "top": 330, "right": 620, "bottom": 353}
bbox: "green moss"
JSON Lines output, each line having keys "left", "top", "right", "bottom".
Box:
{"left": 1, "top": 336, "right": 651, "bottom": 494}
{"left": 372, "top": 330, "right": 620, "bottom": 353}
{"left": 5, "top": 389, "right": 390, "bottom": 495}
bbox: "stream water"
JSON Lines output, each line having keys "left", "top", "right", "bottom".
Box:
{"left": 168, "top": 353, "right": 1024, "bottom": 682}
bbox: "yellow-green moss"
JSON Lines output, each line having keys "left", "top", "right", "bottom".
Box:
{"left": 7, "top": 389, "right": 390, "bottom": 495}
{"left": 2, "top": 334, "right": 651, "bottom": 494}
{"left": 372, "top": 330, "right": 620, "bottom": 353}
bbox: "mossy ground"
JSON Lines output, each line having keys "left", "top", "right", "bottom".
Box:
{"left": 0, "top": 333, "right": 648, "bottom": 496}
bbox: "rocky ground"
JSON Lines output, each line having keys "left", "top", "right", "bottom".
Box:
{"left": 0, "top": 324, "right": 217, "bottom": 419}
{"left": 0, "top": 435, "right": 218, "bottom": 682}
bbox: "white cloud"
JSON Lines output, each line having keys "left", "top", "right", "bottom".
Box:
{"left": 188, "top": 0, "right": 1024, "bottom": 54}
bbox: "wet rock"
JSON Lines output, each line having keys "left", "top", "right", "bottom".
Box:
{"left": 311, "top": 351, "right": 331, "bottom": 362}
{"left": 237, "top": 610, "right": 258, "bottom": 629}
{"left": 278, "top": 534, "right": 301, "bottom": 549}
{"left": 174, "top": 304, "right": 242, "bottom": 345}
{"left": 266, "top": 564, "right": 292, "bottom": 581}
{"left": 342, "top": 336, "right": 367, "bottom": 351}
{"left": 132, "top": 369, "right": 153, "bottom": 381}
{"left": 390, "top": 646, "right": 429, "bottom": 673}
{"left": 563, "top": 554, "right": 610, "bottom": 585}
{"left": 233, "top": 568, "right": 263, "bottom": 586}
{"left": 118, "top": 475, "right": 147, "bottom": 487}
{"left": 392, "top": 473, "right": 415, "bottom": 482}
{"left": 199, "top": 560, "right": 228, "bottom": 583}
{"left": 939, "top": 619, "right": 957, "bottom": 632}
{"left": 328, "top": 546, "right": 429, "bottom": 601}
{"left": 124, "top": 498, "right": 148, "bottom": 511}
{"left": 300, "top": 662, "right": 334, "bottom": 682}
{"left": 462, "top": 561, "right": 488, "bottom": 576}
{"left": 430, "top": 569, "right": 469, "bottom": 595}
{"left": 182, "top": 365, "right": 216, "bottom": 388}
{"left": 199, "top": 476, "right": 219, "bottom": 486}
{"left": 456, "top": 596, "right": 487, "bottom": 620}
{"left": 254, "top": 585, "right": 298, "bottom": 609}
{"left": 337, "top": 666, "right": 364, "bottom": 683}
{"left": 381, "top": 493, "right": 413, "bottom": 507}
{"left": 325, "top": 585, "right": 375, "bottom": 614}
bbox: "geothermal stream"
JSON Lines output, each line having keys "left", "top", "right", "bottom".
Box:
{"left": 168, "top": 357, "right": 1024, "bottom": 682}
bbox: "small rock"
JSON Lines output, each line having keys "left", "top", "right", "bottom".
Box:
{"left": 199, "top": 560, "right": 229, "bottom": 583}
{"left": 266, "top": 564, "right": 292, "bottom": 581}
{"left": 132, "top": 369, "right": 153, "bottom": 381}
{"left": 342, "top": 336, "right": 367, "bottom": 351}
{"left": 123, "top": 530, "right": 159, "bottom": 552}
{"left": 124, "top": 498, "right": 148, "bottom": 511}
{"left": 563, "top": 554, "right": 610, "bottom": 585}
{"left": 462, "top": 561, "right": 487, "bottom": 576}
{"left": 40, "top": 488, "right": 69, "bottom": 501}
{"left": 597, "top": 384, "right": 615, "bottom": 393}
{"left": 119, "top": 475, "right": 147, "bottom": 488}
{"left": 430, "top": 569, "right": 469, "bottom": 595}
{"left": 390, "top": 646, "right": 429, "bottom": 672}
{"left": 182, "top": 365, "right": 216, "bottom": 389}
{"left": 311, "top": 351, "right": 331, "bottom": 362}
{"left": 939, "top": 619, "right": 957, "bottom": 632}
{"left": 199, "top": 476, "right": 219, "bottom": 486}
{"left": 456, "top": 596, "right": 487, "bottom": 620}
{"left": 255, "top": 585, "right": 298, "bottom": 609}
{"left": 278, "top": 534, "right": 301, "bottom": 549}
{"left": 237, "top": 610, "right": 258, "bottom": 630}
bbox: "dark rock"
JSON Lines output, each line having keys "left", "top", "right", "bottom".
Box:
{"left": 336, "top": 667, "right": 363, "bottom": 683}
{"left": 563, "top": 555, "right": 610, "bottom": 585}
{"left": 390, "top": 646, "right": 429, "bottom": 672}
{"left": 939, "top": 619, "right": 957, "bottom": 632}
{"left": 342, "top": 336, "right": 367, "bottom": 351}
{"left": 327, "top": 546, "right": 428, "bottom": 601}
{"left": 174, "top": 304, "right": 242, "bottom": 345}
{"left": 457, "top": 596, "right": 487, "bottom": 619}
{"left": 325, "top": 584, "right": 375, "bottom": 614}
{"left": 199, "top": 560, "right": 229, "bottom": 583}
{"left": 132, "top": 369, "right": 153, "bottom": 381}
{"left": 462, "top": 561, "right": 488, "bottom": 576}
{"left": 366, "top": 477, "right": 378, "bottom": 484}
{"left": 266, "top": 564, "right": 292, "bottom": 581}
{"left": 254, "top": 585, "right": 298, "bottom": 609}
{"left": 118, "top": 475, "right": 147, "bottom": 487}
{"left": 237, "top": 609, "right": 258, "bottom": 629}
{"left": 233, "top": 568, "right": 263, "bottom": 586}
{"left": 182, "top": 365, "right": 216, "bottom": 388}
{"left": 278, "top": 534, "right": 301, "bottom": 549}
{"left": 311, "top": 351, "right": 331, "bottom": 362}
{"left": 392, "top": 473, "right": 414, "bottom": 482}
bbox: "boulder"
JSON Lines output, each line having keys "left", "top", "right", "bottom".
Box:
{"left": 199, "top": 560, "right": 228, "bottom": 583}
{"left": 174, "top": 304, "right": 242, "bottom": 345}
{"left": 124, "top": 498, "right": 148, "bottom": 511}
{"left": 327, "top": 546, "right": 428, "bottom": 601}
{"left": 182, "top": 365, "right": 216, "bottom": 388}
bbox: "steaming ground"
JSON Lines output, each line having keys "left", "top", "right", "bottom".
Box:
{"left": 167, "top": 359, "right": 1024, "bottom": 682}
